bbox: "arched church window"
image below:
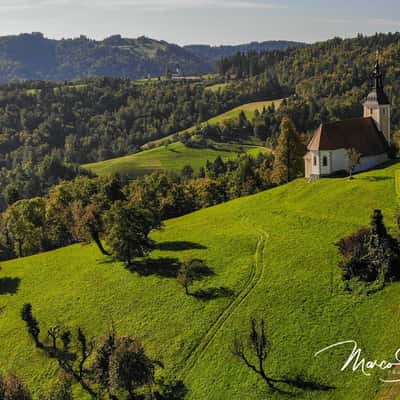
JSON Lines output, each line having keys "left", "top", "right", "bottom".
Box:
{"left": 313, "top": 156, "right": 317, "bottom": 166}
{"left": 322, "top": 156, "right": 328, "bottom": 167}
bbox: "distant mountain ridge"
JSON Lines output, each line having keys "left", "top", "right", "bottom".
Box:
{"left": 0, "top": 33, "right": 305, "bottom": 82}
{"left": 184, "top": 40, "right": 307, "bottom": 61}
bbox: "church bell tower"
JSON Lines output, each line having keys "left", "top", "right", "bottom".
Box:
{"left": 363, "top": 52, "right": 391, "bottom": 144}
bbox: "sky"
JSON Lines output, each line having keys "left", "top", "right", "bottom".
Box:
{"left": 0, "top": 0, "right": 399, "bottom": 45}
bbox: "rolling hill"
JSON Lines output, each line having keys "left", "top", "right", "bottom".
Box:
{"left": 185, "top": 41, "right": 306, "bottom": 62}
{"left": 0, "top": 33, "right": 213, "bottom": 82}
{"left": 141, "top": 99, "right": 283, "bottom": 150}
{"left": 0, "top": 33, "right": 304, "bottom": 83}
{"left": 84, "top": 99, "right": 281, "bottom": 177}
{"left": 84, "top": 141, "right": 267, "bottom": 177}
{"left": 1, "top": 162, "right": 399, "bottom": 399}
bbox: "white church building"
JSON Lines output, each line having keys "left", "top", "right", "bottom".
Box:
{"left": 304, "top": 57, "right": 391, "bottom": 179}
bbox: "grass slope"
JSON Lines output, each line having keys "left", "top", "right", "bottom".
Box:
{"left": 141, "top": 99, "right": 283, "bottom": 150}
{"left": 84, "top": 141, "right": 267, "bottom": 177}
{"left": 1, "top": 163, "right": 399, "bottom": 399}
{"left": 205, "top": 83, "right": 229, "bottom": 92}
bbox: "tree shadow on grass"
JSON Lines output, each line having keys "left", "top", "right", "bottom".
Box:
{"left": 0, "top": 277, "right": 21, "bottom": 295}
{"left": 191, "top": 286, "right": 235, "bottom": 301}
{"left": 358, "top": 176, "right": 391, "bottom": 182}
{"left": 97, "top": 257, "right": 116, "bottom": 265}
{"left": 127, "top": 257, "right": 181, "bottom": 278}
{"left": 190, "top": 261, "right": 215, "bottom": 280}
{"left": 156, "top": 241, "right": 207, "bottom": 251}
{"left": 263, "top": 374, "right": 335, "bottom": 398}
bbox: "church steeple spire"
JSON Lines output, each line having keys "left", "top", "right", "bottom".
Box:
{"left": 372, "top": 51, "right": 384, "bottom": 92}
{"left": 363, "top": 51, "right": 391, "bottom": 143}
{"left": 368, "top": 51, "right": 389, "bottom": 104}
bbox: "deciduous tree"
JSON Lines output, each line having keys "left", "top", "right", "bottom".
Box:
{"left": 104, "top": 202, "right": 158, "bottom": 264}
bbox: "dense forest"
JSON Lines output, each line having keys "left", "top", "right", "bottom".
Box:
{"left": 185, "top": 40, "right": 306, "bottom": 62}
{"left": 0, "top": 76, "right": 282, "bottom": 210}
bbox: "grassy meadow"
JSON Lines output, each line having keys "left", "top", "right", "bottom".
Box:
{"left": 1, "top": 162, "right": 400, "bottom": 399}
{"left": 84, "top": 141, "right": 268, "bottom": 177}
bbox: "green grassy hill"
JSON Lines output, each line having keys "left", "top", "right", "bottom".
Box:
{"left": 205, "top": 83, "right": 229, "bottom": 92}
{"left": 141, "top": 99, "right": 283, "bottom": 150}
{"left": 84, "top": 99, "right": 280, "bottom": 177}
{"left": 84, "top": 141, "right": 267, "bottom": 177}
{"left": 1, "top": 163, "right": 399, "bottom": 399}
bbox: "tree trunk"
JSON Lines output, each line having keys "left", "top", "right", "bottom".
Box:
{"left": 18, "top": 239, "right": 23, "bottom": 258}
{"left": 90, "top": 230, "right": 111, "bottom": 256}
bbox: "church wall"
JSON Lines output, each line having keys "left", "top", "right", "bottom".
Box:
{"left": 319, "top": 151, "right": 332, "bottom": 175}
{"left": 354, "top": 153, "right": 388, "bottom": 173}
{"left": 380, "top": 105, "right": 391, "bottom": 143}
{"left": 308, "top": 150, "right": 388, "bottom": 178}
{"left": 363, "top": 104, "right": 391, "bottom": 144}
{"left": 309, "top": 150, "right": 320, "bottom": 175}
{"left": 331, "top": 148, "right": 348, "bottom": 173}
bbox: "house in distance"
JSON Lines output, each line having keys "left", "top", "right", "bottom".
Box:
{"left": 304, "top": 55, "right": 391, "bottom": 179}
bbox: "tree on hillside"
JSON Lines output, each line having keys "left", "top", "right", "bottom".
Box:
{"left": 4, "top": 198, "right": 47, "bottom": 258}
{"left": 181, "top": 165, "right": 194, "bottom": 181}
{"left": 233, "top": 318, "right": 275, "bottom": 388}
{"left": 76, "top": 203, "right": 111, "bottom": 256}
{"left": 104, "top": 202, "right": 159, "bottom": 265}
{"left": 346, "top": 148, "right": 361, "bottom": 179}
{"left": 271, "top": 117, "right": 304, "bottom": 184}
{"left": 21, "top": 306, "right": 171, "bottom": 399}
{"left": 337, "top": 209, "right": 400, "bottom": 284}
{"left": 177, "top": 258, "right": 205, "bottom": 295}
{"left": 109, "top": 337, "right": 160, "bottom": 398}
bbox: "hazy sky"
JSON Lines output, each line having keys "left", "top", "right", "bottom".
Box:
{"left": 0, "top": 0, "right": 399, "bottom": 45}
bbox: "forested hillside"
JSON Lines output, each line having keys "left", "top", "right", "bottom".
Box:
{"left": 185, "top": 40, "right": 306, "bottom": 61}
{"left": 1, "top": 32, "right": 400, "bottom": 214}
{"left": 0, "top": 33, "right": 305, "bottom": 83}
{"left": 0, "top": 33, "right": 214, "bottom": 82}
{"left": 218, "top": 33, "right": 400, "bottom": 135}
{"left": 0, "top": 77, "right": 282, "bottom": 210}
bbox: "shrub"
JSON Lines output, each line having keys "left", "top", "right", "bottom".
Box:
{"left": 336, "top": 210, "right": 400, "bottom": 284}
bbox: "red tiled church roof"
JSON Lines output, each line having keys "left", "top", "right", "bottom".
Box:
{"left": 307, "top": 117, "right": 388, "bottom": 156}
